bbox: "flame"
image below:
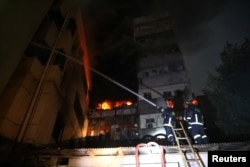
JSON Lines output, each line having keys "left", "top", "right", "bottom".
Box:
{"left": 126, "top": 101, "right": 132, "bottom": 106}
{"left": 101, "top": 101, "right": 112, "bottom": 110}
{"left": 96, "top": 100, "right": 133, "bottom": 110}
{"left": 76, "top": 9, "right": 91, "bottom": 92}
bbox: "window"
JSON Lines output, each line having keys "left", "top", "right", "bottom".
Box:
{"left": 52, "top": 112, "right": 64, "bottom": 143}
{"left": 48, "top": 9, "right": 64, "bottom": 30}
{"left": 67, "top": 18, "right": 77, "bottom": 36}
{"left": 24, "top": 45, "right": 50, "bottom": 65}
{"left": 54, "top": 49, "right": 66, "bottom": 71}
{"left": 159, "top": 66, "right": 169, "bottom": 74}
{"left": 57, "top": 158, "right": 69, "bottom": 166}
{"left": 25, "top": 45, "right": 66, "bottom": 70}
{"left": 151, "top": 69, "right": 158, "bottom": 75}
{"left": 163, "top": 91, "right": 172, "bottom": 99}
{"left": 176, "top": 61, "right": 184, "bottom": 71}
{"left": 144, "top": 92, "right": 152, "bottom": 100}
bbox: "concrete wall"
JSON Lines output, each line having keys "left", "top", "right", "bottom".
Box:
{"left": 24, "top": 149, "right": 208, "bottom": 167}
{"left": 0, "top": 58, "right": 43, "bottom": 139}
{"left": 0, "top": 0, "right": 91, "bottom": 145}
{"left": 0, "top": 0, "right": 54, "bottom": 95}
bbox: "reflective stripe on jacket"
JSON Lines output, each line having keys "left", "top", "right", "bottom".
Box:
{"left": 184, "top": 105, "right": 204, "bottom": 125}
{"left": 162, "top": 107, "right": 176, "bottom": 127}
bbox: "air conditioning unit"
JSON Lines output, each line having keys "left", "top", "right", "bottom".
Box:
{"left": 146, "top": 123, "right": 156, "bottom": 128}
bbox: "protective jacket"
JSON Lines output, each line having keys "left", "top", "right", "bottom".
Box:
{"left": 183, "top": 104, "right": 208, "bottom": 144}
{"left": 161, "top": 107, "right": 176, "bottom": 127}
{"left": 184, "top": 105, "right": 204, "bottom": 125}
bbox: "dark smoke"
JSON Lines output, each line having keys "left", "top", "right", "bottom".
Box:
{"left": 78, "top": 0, "right": 231, "bottom": 104}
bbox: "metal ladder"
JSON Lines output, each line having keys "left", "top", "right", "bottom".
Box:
{"left": 172, "top": 121, "right": 205, "bottom": 167}
{"left": 135, "top": 142, "right": 166, "bottom": 167}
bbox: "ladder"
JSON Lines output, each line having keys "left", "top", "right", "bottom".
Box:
{"left": 172, "top": 121, "right": 205, "bottom": 167}
{"left": 135, "top": 142, "right": 166, "bottom": 167}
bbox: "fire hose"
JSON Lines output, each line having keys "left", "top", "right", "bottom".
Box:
{"left": 89, "top": 67, "right": 157, "bottom": 107}
{"left": 32, "top": 42, "right": 157, "bottom": 108}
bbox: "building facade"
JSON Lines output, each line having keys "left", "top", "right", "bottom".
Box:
{"left": 87, "top": 106, "right": 138, "bottom": 142}
{"left": 0, "top": 0, "right": 91, "bottom": 146}
{"left": 133, "top": 13, "right": 191, "bottom": 138}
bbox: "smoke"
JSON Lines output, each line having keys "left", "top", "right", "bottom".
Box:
{"left": 77, "top": 0, "right": 233, "bottom": 101}
{"left": 151, "top": 0, "right": 230, "bottom": 55}
{"left": 163, "top": 0, "right": 229, "bottom": 31}
{"left": 80, "top": 0, "right": 230, "bottom": 56}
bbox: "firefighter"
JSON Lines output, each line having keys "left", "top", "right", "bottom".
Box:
{"left": 157, "top": 100, "right": 176, "bottom": 145}
{"left": 183, "top": 99, "right": 209, "bottom": 144}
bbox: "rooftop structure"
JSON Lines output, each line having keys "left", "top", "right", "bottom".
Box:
{"left": 22, "top": 141, "right": 250, "bottom": 167}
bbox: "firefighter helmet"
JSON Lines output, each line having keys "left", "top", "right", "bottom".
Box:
{"left": 166, "top": 100, "right": 174, "bottom": 108}
{"left": 191, "top": 99, "right": 198, "bottom": 106}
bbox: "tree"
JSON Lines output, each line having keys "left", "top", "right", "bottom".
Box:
{"left": 203, "top": 38, "right": 250, "bottom": 135}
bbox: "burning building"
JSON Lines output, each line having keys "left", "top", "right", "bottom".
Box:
{"left": 87, "top": 100, "right": 138, "bottom": 141}
{"left": 134, "top": 13, "right": 191, "bottom": 139}
{"left": 85, "top": 12, "right": 192, "bottom": 142}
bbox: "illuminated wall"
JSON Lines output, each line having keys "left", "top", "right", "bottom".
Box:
{"left": 0, "top": 0, "right": 91, "bottom": 145}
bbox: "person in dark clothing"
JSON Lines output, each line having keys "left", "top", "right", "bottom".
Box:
{"left": 183, "top": 99, "right": 209, "bottom": 144}
{"left": 131, "top": 123, "right": 139, "bottom": 139}
{"left": 157, "top": 100, "right": 176, "bottom": 145}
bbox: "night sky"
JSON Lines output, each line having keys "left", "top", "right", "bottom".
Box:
{"left": 79, "top": 0, "right": 250, "bottom": 104}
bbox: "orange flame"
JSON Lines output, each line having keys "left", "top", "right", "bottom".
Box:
{"left": 96, "top": 100, "right": 133, "bottom": 110}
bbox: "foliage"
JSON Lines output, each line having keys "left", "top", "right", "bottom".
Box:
{"left": 203, "top": 38, "right": 250, "bottom": 135}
